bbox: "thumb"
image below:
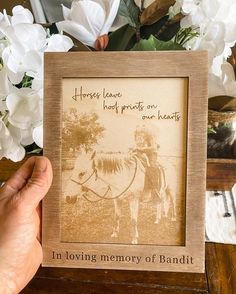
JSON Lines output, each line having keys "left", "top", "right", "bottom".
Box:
{"left": 17, "top": 156, "right": 53, "bottom": 210}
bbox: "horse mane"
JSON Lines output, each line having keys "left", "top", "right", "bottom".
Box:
{"left": 95, "top": 152, "right": 134, "bottom": 174}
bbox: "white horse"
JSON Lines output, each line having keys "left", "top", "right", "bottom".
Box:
{"left": 64, "top": 151, "right": 176, "bottom": 244}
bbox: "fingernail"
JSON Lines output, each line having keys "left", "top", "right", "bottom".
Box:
{"left": 35, "top": 157, "right": 48, "bottom": 173}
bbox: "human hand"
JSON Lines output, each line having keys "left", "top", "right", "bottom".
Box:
{"left": 0, "top": 156, "right": 53, "bottom": 293}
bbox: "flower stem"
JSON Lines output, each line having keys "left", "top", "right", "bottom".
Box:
{"left": 141, "top": 0, "right": 145, "bottom": 12}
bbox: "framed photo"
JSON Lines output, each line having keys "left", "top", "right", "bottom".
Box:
{"left": 43, "top": 51, "right": 208, "bottom": 273}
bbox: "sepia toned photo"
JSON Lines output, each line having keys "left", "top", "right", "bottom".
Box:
{"left": 61, "top": 77, "right": 188, "bottom": 246}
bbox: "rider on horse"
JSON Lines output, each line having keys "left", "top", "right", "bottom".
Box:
{"left": 132, "top": 125, "right": 165, "bottom": 203}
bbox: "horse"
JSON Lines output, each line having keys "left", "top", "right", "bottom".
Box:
{"left": 64, "top": 151, "right": 176, "bottom": 244}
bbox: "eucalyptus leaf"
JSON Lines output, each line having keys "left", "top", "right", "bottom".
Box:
{"left": 106, "top": 24, "right": 136, "bottom": 51}
{"left": 131, "top": 35, "right": 184, "bottom": 51}
{"left": 118, "top": 0, "right": 140, "bottom": 28}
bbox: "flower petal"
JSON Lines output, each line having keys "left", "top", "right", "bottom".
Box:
{"left": 70, "top": 1, "right": 106, "bottom": 37}
{"left": 11, "top": 5, "right": 34, "bottom": 25}
{"left": 56, "top": 20, "right": 96, "bottom": 47}
{"left": 101, "top": 0, "right": 120, "bottom": 35}
{"left": 22, "top": 50, "right": 43, "bottom": 79}
{"left": 33, "top": 124, "right": 43, "bottom": 148}
{"left": 7, "top": 142, "right": 25, "bottom": 162}
{"left": 12, "top": 23, "right": 47, "bottom": 51}
{"left": 6, "top": 89, "right": 41, "bottom": 130}
{"left": 208, "top": 73, "right": 225, "bottom": 97}
{"left": 61, "top": 4, "right": 71, "bottom": 20}
{"left": 45, "top": 34, "right": 74, "bottom": 52}
{"left": 0, "top": 120, "right": 25, "bottom": 162}
{"left": 6, "top": 68, "right": 24, "bottom": 85}
{"left": 0, "top": 68, "right": 10, "bottom": 99}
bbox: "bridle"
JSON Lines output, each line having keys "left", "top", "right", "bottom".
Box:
{"left": 71, "top": 169, "right": 96, "bottom": 186}
{"left": 70, "top": 156, "right": 139, "bottom": 203}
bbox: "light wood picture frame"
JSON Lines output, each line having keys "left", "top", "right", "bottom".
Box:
{"left": 43, "top": 51, "right": 208, "bottom": 273}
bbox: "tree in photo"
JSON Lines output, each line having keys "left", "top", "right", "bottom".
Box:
{"left": 62, "top": 108, "right": 105, "bottom": 154}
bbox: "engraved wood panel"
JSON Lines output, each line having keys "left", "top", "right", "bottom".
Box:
{"left": 43, "top": 51, "right": 208, "bottom": 273}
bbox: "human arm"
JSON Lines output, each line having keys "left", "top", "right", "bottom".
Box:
{"left": 0, "top": 156, "right": 53, "bottom": 293}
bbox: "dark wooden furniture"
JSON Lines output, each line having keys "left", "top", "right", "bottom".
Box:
{"left": 0, "top": 158, "right": 235, "bottom": 293}
{"left": 207, "top": 159, "right": 236, "bottom": 190}
{"left": 21, "top": 244, "right": 236, "bottom": 294}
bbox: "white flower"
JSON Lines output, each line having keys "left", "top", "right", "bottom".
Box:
{"left": 2, "top": 23, "right": 47, "bottom": 83}
{"left": 11, "top": 5, "right": 34, "bottom": 25}
{"left": 169, "top": 0, "right": 236, "bottom": 101}
{"left": 6, "top": 88, "right": 42, "bottom": 130}
{"left": 33, "top": 124, "right": 43, "bottom": 148}
{"left": 56, "top": 0, "right": 120, "bottom": 49}
{"left": 179, "top": 0, "right": 236, "bottom": 52}
{"left": 209, "top": 62, "right": 236, "bottom": 98}
{"left": 0, "top": 10, "right": 11, "bottom": 37}
{"left": 45, "top": 34, "right": 74, "bottom": 52}
{"left": 0, "top": 68, "right": 11, "bottom": 102}
{"left": 0, "top": 119, "right": 25, "bottom": 162}
{"left": 0, "top": 5, "right": 74, "bottom": 161}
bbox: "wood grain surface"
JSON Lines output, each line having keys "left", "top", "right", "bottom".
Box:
{"left": 207, "top": 159, "right": 236, "bottom": 191}
{"left": 21, "top": 243, "right": 236, "bottom": 293}
{"left": 23, "top": 267, "right": 208, "bottom": 293}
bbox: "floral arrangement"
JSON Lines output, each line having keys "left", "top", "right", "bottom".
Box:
{"left": 0, "top": 5, "right": 73, "bottom": 161}
{"left": 1, "top": 0, "right": 236, "bottom": 161}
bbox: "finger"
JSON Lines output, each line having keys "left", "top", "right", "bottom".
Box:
{"left": 16, "top": 156, "right": 53, "bottom": 210}
{"left": 36, "top": 203, "right": 42, "bottom": 242}
{"left": 0, "top": 157, "right": 38, "bottom": 198}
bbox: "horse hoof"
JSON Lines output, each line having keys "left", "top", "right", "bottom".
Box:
{"left": 111, "top": 233, "right": 118, "bottom": 238}
{"left": 154, "top": 219, "right": 160, "bottom": 224}
{"left": 132, "top": 239, "right": 138, "bottom": 245}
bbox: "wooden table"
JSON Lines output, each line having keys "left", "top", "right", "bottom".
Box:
{"left": 0, "top": 158, "right": 236, "bottom": 293}
{"left": 21, "top": 244, "right": 236, "bottom": 294}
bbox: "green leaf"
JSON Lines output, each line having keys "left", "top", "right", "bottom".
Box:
{"left": 158, "top": 21, "right": 180, "bottom": 41}
{"left": 27, "top": 148, "right": 43, "bottom": 155}
{"left": 42, "top": 23, "right": 59, "bottom": 35}
{"left": 131, "top": 35, "right": 185, "bottom": 51}
{"left": 141, "top": 15, "right": 181, "bottom": 42}
{"left": 106, "top": 24, "right": 136, "bottom": 51}
{"left": 118, "top": 0, "right": 140, "bottom": 28}
{"left": 208, "top": 127, "right": 217, "bottom": 134}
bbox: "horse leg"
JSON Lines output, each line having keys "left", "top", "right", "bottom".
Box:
{"left": 163, "top": 190, "right": 169, "bottom": 218}
{"left": 129, "top": 197, "right": 139, "bottom": 244}
{"left": 155, "top": 201, "right": 162, "bottom": 224}
{"left": 171, "top": 196, "right": 177, "bottom": 221}
{"left": 166, "top": 187, "right": 176, "bottom": 221}
{"left": 111, "top": 199, "right": 121, "bottom": 238}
